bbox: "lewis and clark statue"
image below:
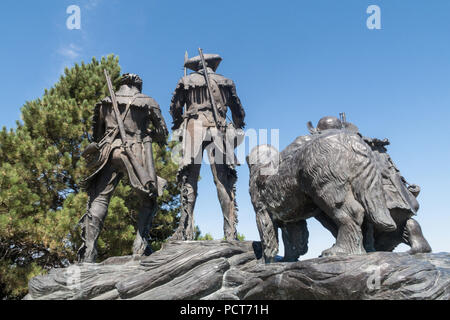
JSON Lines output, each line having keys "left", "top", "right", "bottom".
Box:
{"left": 169, "top": 49, "right": 246, "bottom": 241}
{"left": 76, "top": 49, "right": 430, "bottom": 265}
{"left": 78, "top": 71, "right": 168, "bottom": 263}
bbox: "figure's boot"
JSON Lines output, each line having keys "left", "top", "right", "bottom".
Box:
{"left": 77, "top": 215, "right": 103, "bottom": 263}
{"left": 215, "top": 165, "right": 238, "bottom": 241}
{"left": 133, "top": 229, "right": 152, "bottom": 256}
{"left": 171, "top": 182, "right": 196, "bottom": 241}
{"left": 216, "top": 173, "right": 238, "bottom": 241}
{"left": 221, "top": 191, "right": 238, "bottom": 241}
{"left": 404, "top": 218, "right": 432, "bottom": 254}
{"left": 133, "top": 201, "right": 157, "bottom": 256}
{"left": 281, "top": 220, "right": 309, "bottom": 262}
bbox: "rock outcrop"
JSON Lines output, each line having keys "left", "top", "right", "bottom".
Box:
{"left": 25, "top": 241, "right": 450, "bottom": 300}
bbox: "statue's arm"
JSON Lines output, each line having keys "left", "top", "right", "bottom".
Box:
{"left": 363, "top": 136, "right": 390, "bottom": 149}
{"left": 148, "top": 99, "right": 169, "bottom": 146}
{"left": 169, "top": 79, "right": 186, "bottom": 131}
{"left": 227, "top": 81, "right": 246, "bottom": 129}
{"left": 92, "top": 101, "right": 105, "bottom": 142}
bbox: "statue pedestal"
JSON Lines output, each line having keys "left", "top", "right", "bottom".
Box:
{"left": 25, "top": 240, "right": 450, "bottom": 300}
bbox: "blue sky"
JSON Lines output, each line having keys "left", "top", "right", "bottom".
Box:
{"left": 0, "top": 0, "right": 449, "bottom": 258}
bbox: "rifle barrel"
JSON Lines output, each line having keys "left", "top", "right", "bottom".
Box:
{"left": 104, "top": 70, "right": 127, "bottom": 142}
{"left": 103, "top": 69, "right": 153, "bottom": 190}
{"left": 198, "top": 48, "right": 223, "bottom": 131}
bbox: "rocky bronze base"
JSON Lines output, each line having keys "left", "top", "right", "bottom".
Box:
{"left": 25, "top": 241, "right": 449, "bottom": 300}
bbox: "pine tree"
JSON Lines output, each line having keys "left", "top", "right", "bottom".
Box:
{"left": 0, "top": 55, "right": 180, "bottom": 299}
{"left": 194, "top": 226, "right": 246, "bottom": 241}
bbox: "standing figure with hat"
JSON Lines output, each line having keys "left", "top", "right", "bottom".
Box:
{"left": 170, "top": 50, "right": 246, "bottom": 241}
{"left": 78, "top": 72, "right": 168, "bottom": 263}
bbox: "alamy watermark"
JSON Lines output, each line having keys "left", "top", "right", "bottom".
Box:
{"left": 66, "top": 5, "right": 81, "bottom": 30}
{"left": 65, "top": 265, "right": 82, "bottom": 291}
{"left": 367, "top": 5, "right": 381, "bottom": 30}
{"left": 65, "top": 5, "right": 383, "bottom": 32}
{"left": 365, "top": 262, "right": 430, "bottom": 292}
{"left": 170, "top": 126, "right": 280, "bottom": 175}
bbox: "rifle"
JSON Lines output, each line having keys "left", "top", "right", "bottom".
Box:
{"left": 143, "top": 134, "right": 157, "bottom": 193}
{"left": 339, "top": 112, "right": 347, "bottom": 129}
{"left": 198, "top": 48, "right": 225, "bottom": 133}
{"left": 181, "top": 51, "right": 189, "bottom": 159}
{"left": 104, "top": 69, "right": 155, "bottom": 194}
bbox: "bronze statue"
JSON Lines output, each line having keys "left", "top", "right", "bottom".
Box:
{"left": 169, "top": 50, "right": 246, "bottom": 241}
{"left": 314, "top": 117, "right": 431, "bottom": 255}
{"left": 77, "top": 72, "right": 168, "bottom": 263}
{"left": 359, "top": 135, "right": 431, "bottom": 254}
{"left": 247, "top": 116, "right": 430, "bottom": 263}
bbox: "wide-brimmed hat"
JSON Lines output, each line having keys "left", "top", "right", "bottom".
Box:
{"left": 184, "top": 54, "right": 222, "bottom": 72}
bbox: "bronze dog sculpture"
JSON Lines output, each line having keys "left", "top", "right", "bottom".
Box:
{"left": 247, "top": 117, "right": 430, "bottom": 263}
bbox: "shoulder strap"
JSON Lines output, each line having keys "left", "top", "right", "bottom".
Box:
{"left": 97, "top": 94, "right": 140, "bottom": 147}
{"left": 122, "top": 94, "right": 139, "bottom": 121}
{"left": 210, "top": 79, "right": 228, "bottom": 126}
{"left": 109, "top": 94, "right": 138, "bottom": 139}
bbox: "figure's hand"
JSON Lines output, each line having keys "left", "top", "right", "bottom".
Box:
{"left": 149, "top": 128, "right": 168, "bottom": 146}
{"left": 146, "top": 181, "right": 158, "bottom": 199}
{"left": 122, "top": 140, "right": 131, "bottom": 151}
{"left": 372, "top": 138, "right": 390, "bottom": 146}
{"left": 407, "top": 184, "right": 421, "bottom": 197}
{"left": 233, "top": 120, "right": 245, "bottom": 130}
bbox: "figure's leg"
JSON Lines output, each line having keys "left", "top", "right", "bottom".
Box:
{"left": 208, "top": 147, "right": 238, "bottom": 241}
{"left": 315, "top": 211, "right": 338, "bottom": 238}
{"left": 171, "top": 120, "right": 205, "bottom": 241}
{"left": 171, "top": 163, "right": 201, "bottom": 241}
{"left": 373, "top": 209, "right": 431, "bottom": 253}
{"left": 77, "top": 164, "right": 120, "bottom": 263}
{"left": 317, "top": 210, "right": 376, "bottom": 253}
{"left": 320, "top": 191, "right": 366, "bottom": 257}
{"left": 133, "top": 196, "right": 158, "bottom": 256}
{"left": 404, "top": 218, "right": 432, "bottom": 254}
{"left": 281, "top": 220, "right": 309, "bottom": 262}
{"left": 362, "top": 220, "right": 376, "bottom": 253}
{"left": 372, "top": 211, "right": 403, "bottom": 252}
{"left": 372, "top": 230, "right": 401, "bottom": 252}
{"left": 255, "top": 207, "right": 279, "bottom": 263}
